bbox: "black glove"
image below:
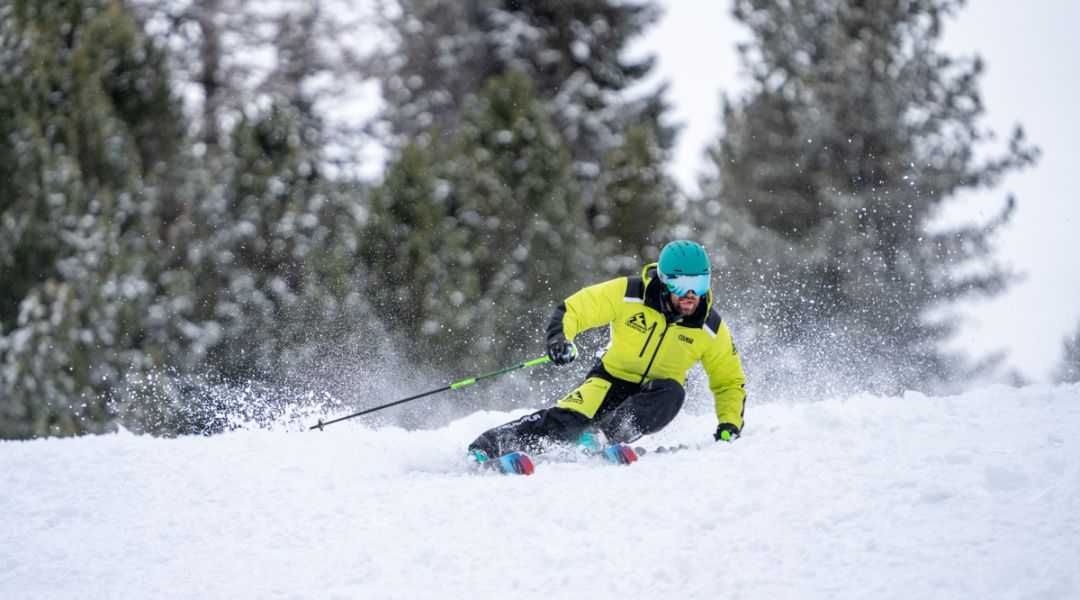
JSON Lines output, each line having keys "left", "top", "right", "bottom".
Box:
{"left": 546, "top": 337, "right": 578, "bottom": 365}
{"left": 714, "top": 423, "right": 740, "bottom": 442}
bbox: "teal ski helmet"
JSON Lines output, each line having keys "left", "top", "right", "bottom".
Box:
{"left": 657, "top": 240, "right": 711, "bottom": 297}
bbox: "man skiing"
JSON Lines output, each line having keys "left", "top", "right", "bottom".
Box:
{"left": 468, "top": 240, "right": 747, "bottom": 466}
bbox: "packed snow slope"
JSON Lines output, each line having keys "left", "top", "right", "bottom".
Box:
{"left": 2, "top": 384, "right": 1078, "bottom": 599}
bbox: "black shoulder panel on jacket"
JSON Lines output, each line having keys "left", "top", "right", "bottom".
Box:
{"left": 705, "top": 309, "right": 723, "bottom": 334}
{"left": 625, "top": 277, "right": 645, "bottom": 300}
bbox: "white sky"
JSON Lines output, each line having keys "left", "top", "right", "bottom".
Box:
{"left": 635, "top": 0, "right": 1080, "bottom": 383}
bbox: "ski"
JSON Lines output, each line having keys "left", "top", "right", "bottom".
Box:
{"left": 467, "top": 442, "right": 655, "bottom": 476}
{"left": 469, "top": 450, "right": 535, "bottom": 475}
{"left": 644, "top": 443, "right": 693, "bottom": 455}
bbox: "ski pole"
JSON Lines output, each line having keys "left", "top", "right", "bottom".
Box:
{"left": 309, "top": 355, "right": 552, "bottom": 431}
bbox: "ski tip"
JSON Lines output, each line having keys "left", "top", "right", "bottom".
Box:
{"left": 516, "top": 452, "right": 535, "bottom": 475}
{"left": 603, "top": 443, "right": 639, "bottom": 465}
{"left": 498, "top": 451, "right": 535, "bottom": 475}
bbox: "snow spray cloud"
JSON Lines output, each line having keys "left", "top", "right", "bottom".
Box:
{"left": 718, "top": 296, "right": 967, "bottom": 403}
{"left": 109, "top": 303, "right": 567, "bottom": 435}
{"left": 107, "top": 315, "right": 416, "bottom": 434}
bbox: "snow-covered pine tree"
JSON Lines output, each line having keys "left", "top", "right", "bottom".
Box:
{"left": 126, "top": 0, "right": 242, "bottom": 148}
{"left": 183, "top": 101, "right": 335, "bottom": 381}
{"left": 1054, "top": 322, "right": 1080, "bottom": 384}
{"left": 0, "top": 0, "right": 187, "bottom": 437}
{"left": 1, "top": 0, "right": 384, "bottom": 438}
{"left": 593, "top": 123, "right": 680, "bottom": 277}
{"left": 364, "top": 70, "right": 587, "bottom": 370}
{"left": 109, "top": 97, "right": 381, "bottom": 436}
{"left": 359, "top": 135, "right": 477, "bottom": 368}
{"left": 450, "top": 71, "right": 587, "bottom": 365}
{"left": 367, "top": 1, "right": 684, "bottom": 369}
{"left": 375, "top": 0, "right": 672, "bottom": 187}
{"left": 696, "top": 0, "right": 1038, "bottom": 395}
{"left": 128, "top": 0, "right": 372, "bottom": 156}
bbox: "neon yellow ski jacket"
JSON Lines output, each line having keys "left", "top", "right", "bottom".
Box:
{"left": 555, "top": 263, "right": 747, "bottom": 429}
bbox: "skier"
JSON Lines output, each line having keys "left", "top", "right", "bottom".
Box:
{"left": 468, "top": 240, "right": 747, "bottom": 464}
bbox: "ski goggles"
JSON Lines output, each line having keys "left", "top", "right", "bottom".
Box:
{"left": 658, "top": 272, "right": 710, "bottom": 297}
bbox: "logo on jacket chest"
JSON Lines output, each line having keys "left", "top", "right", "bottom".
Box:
{"left": 625, "top": 312, "right": 649, "bottom": 333}
{"left": 678, "top": 333, "right": 694, "bottom": 345}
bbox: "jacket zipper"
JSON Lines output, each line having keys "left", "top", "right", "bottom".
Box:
{"left": 638, "top": 322, "right": 658, "bottom": 358}
{"left": 638, "top": 321, "right": 670, "bottom": 385}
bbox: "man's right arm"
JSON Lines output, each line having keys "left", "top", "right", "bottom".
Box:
{"left": 552, "top": 277, "right": 626, "bottom": 342}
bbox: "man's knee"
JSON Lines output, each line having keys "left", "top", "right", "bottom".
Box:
{"left": 641, "top": 378, "right": 685, "bottom": 404}
{"left": 636, "top": 378, "right": 685, "bottom": 425}
{"left": 600, "top": 378, "right": 685, "bottom": 442}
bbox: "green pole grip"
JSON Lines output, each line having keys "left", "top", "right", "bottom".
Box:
{"left": 449, "top": 355, "right": 550, "bottom": 389}
{"left": 523, "top": 356, "right": 552, "bottom": 368}
{"left": 450, "top": 378, "right": 475, "bottom": 389}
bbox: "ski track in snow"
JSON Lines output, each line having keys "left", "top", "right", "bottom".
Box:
{"left": 2, "top": 384, "right": 1078, "bottom": 599}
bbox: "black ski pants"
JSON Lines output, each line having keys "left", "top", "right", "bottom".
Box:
{"left": 468, "top": 364, "right": 685, "bottom": 457}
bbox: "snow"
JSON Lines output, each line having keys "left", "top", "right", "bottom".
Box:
{"left": 3, "top": 384, "right": 1079, "bottom": 599}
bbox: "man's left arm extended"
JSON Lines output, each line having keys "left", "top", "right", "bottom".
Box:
{"left": 701, "top": 320, "right": 748, "bottom": 441}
